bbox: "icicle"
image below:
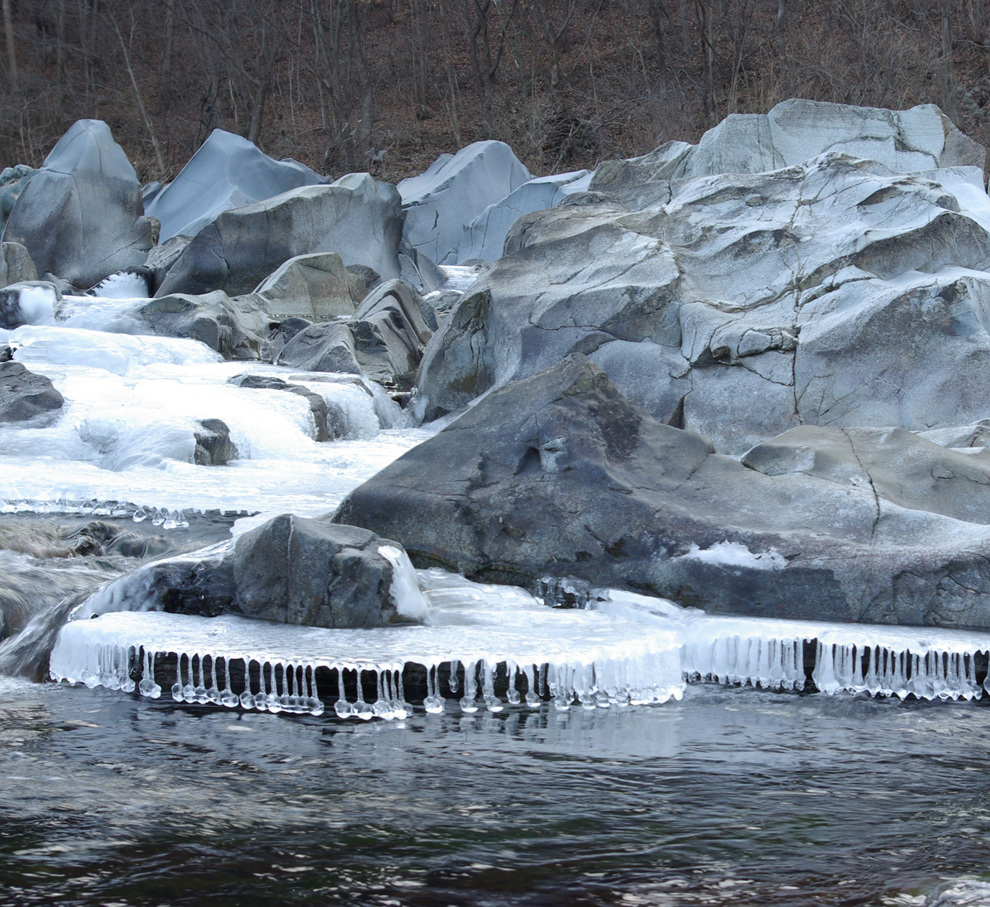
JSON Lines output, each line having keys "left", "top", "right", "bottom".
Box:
{"left": 814, "top": 642, "right": 839, "bottom": 695}
{"left": 372, "top": 670, "right": 394, "bottom": 720}
{"left": 447, "top": 659, "right": 460, "bottom": 694}
{"left": 481, "top": 659, "right": 502, "bottom": 712}
{"left": 460, "top": 660, "right": 479, "bottom": 713}
{"left": 523, "top": 664, "right": 540, "bottom": 708}
{"left": 192, "top": 654, "right": 209, "bottom": 704}
{"left": 138, "top": 648, "right": 161, "bottom": 699}
{"left": 394, "top": 669, "right": 406, "bottom": 714}
{"left": 550, "top": 663, "right": 572, "bottom": 711}
{"left": 353, "top": 668, "right": 373, "bottom": 720}
{"left": 171, "top": 654, "right": 184, "bottom": 701}
{"left": 220, "top": 657, "right": 238, "bottom": 708}
{"left": 424, "top": 663, "right": 444, "bottom": 714}
{"left": 335, "top": 666, "right": 354, "bottom": 718}
{"left": 206, "top": 655, "right": 221, "bottom": 705}
{"left": 505, "top": 661, "right": 521, "bottom": 706}
{"left": 239, "top": 659, "right": 256, "bottom": 709}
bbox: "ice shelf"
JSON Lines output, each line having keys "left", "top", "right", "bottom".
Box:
{"left": 48, "top": 574, "right": 990, "bottom": 719}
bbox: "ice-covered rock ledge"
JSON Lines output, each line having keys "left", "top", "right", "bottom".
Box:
{"left": 49, "top": 575, "right": 990, "bottom": 719}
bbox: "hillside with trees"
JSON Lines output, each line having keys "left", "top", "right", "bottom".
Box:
{"left": 0, "top": 0, "right": 987, "bottom": 184}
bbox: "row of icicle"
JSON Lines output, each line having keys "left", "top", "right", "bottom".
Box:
{"left": 51, "top": 632, "right": 989, "bottom": 720}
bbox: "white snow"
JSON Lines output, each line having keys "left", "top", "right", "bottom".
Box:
{"left": 677, "top": 541, "right": 787, "bottom": 570}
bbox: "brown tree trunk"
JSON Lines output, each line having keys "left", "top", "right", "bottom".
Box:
{"left": 2, "top": 0, "right": 17, "bottom": 91}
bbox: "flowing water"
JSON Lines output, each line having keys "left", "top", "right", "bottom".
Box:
{"left": 2, "top": 678, "right": 990, "bottom": 906}
{"left": 4, "top": 275, "right": 990, "bottom": 905}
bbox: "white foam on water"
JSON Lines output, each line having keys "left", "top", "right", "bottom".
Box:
{"left": 14, "top": 286, "right": 59, "bottom": 325}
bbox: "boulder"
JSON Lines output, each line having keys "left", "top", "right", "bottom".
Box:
{"left": 417, "top": 147, "right": 990, "bottom": 453}
{"left": 193, "top": 418, "right": 238, "bottom": 465}
{"left": 278, "top": 279, "right": 433, "bottom": 389}
{"left": 2, "top": 120, "right": 154, "bottom": 287}
{"left": 460, "top": 169, "right": 592, "bottom": 261}
{"left": 155, "top": 174, "right": 403, "bottom": 298}
{"left": 146, "top": 128, "right": 327, "bottom": 241}
{"left": 0, "top": 361, "right": 64, "bottom": 422}
{"left": 0, "top": 242, "right": 37, "bottom": 289}
{"left": 137, "top": 291, "right": 271, "bottom": 360}
{"left": 678, "top": 99, "right": 986, "bottom": 178}
{"left": 399, "top": 140, "right": 531, "bottom": 265}
{"left": 276, "top": 322, "right": 362, "bottom": 375}
{"left": 254, "top": 251, "right": 364, "bottom": 322}
{"left": 335, "top": 354, "right": 990, "bottom": 629}
{"left": 145, "top": 235, "right": 191, "bottom": 294}
{"left": 143, "top": 515, "right": 413, "bottom": 629}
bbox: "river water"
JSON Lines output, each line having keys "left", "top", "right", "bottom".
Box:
{"left": 4, "top": 279, "right": 990, "bottom": 905}
{"left": 2, "top": 677, "right": 990, "bottom": 906}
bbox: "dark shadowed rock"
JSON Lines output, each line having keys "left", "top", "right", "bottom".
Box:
{"left": 193, "top": 418, "right": 238, "bottom": 465}
{"left": 149, "top": 515, "right": 409, "bottom": 629}
{"left": 2, "top": 120, "right": 154, "bottom": 287}
{"left": 0, "top": 362, "right": 64, "bottom": 422}
{"left": 231, "top": 516, "right": 399, "bottom": 628}
{"left": 335, "top": 354, "right": 990, "bottom": 630}
{"left": 278, "top": 278, "right": 433, "bottom": 390}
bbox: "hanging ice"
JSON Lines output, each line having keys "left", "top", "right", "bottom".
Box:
{"left": 49, "top": 571, "right": 990, "bottom": 719}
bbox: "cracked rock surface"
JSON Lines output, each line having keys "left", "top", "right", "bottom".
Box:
{"left": 336, "top": 354, "right": 990, "bottom": 629}
{"left": 417, "top": 104, "right": 990, "bottom": 454}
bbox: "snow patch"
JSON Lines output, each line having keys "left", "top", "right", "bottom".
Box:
{"left": 679, "top": 541, "right": 787, "bottom": 570}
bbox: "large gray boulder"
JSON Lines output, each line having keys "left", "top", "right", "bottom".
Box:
{"left": 2, "top": 120, "right": 154, "bottom": 287}
{"left": 146, "top": 128, "right": 327, "bottom": 241}
{"left": 130, "top": 515, "right": 414, "bottom": 629}
{"left": 254, "top": 251, "right": 365, "bottom": 322}
{"left": 460, "top": 169, "right": 592, "bottom": 261}
{"left": 156, "top": 173, "right": 403, "bottom": 298}
{"left": 677, "top": 99, "right": 986, "bottom": 178}
{"left": 0, "top": 361, "right": 64, "bottom": 422}
{"left": 278, "top": 279, "right": 433, "bottom": 390}
{"left": 399, "top": 141, "right": 531, "bottom": 265}
{"left": 335, "top": 354, "right": 990, "bottom": 629}
{"left": 138, "top": 291, "right": 271, "bottom": 360}
{"left": 417, "top": 144, "right": 990, "bottom": 453}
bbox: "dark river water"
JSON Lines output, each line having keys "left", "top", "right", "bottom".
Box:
{"left": 2, "top": 678, "right": 989, "bottom": 907}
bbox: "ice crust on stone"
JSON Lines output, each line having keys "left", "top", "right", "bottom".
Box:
{"left": 49, "top": 572, "right": 990, "bottom": 719}
{"left": 50, "top": 570, "right": 686, "bottom": 716}
{"left": 378, "top": 544, "right": 431, "bottom": 621}
{"left": 0, "top": 317, "right": 430, "bottom": 520}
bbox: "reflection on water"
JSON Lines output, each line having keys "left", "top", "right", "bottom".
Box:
{"left": 1, "top": 680, "right": 990, "bottom": 906}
